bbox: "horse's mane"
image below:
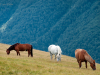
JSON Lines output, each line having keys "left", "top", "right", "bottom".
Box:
{"left": 7, "top": 43, "right": 20, "bottom": 50}
{"left": 57, "top": 46, "right": 62, "bottom": 53}
{"left": 84, "top": 50, "right": 93, "bottom": 63}
{"left": 56, "top": 45, "right": 62, "bottom": 56}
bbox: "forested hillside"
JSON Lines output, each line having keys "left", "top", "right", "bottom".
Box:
{"left": 0, "top": 0, "right": 100, "bottom": 63}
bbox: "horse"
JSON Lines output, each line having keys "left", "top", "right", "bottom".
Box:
{"left": 6, "top": 43, "right": 33, "bottom": 57}
{"left": 75, "top": 49, "right": 96, "bottom": 70}
{"left": 48, "top": 45, "right": 62, "bottom": 61}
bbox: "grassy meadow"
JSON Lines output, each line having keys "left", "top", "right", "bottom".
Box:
{"left": 0, "top": 43, "right": 100, "bottom": 75}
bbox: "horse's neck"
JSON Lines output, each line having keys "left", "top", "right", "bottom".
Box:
{"left": 10, "top": 49, "right": 13, "bottom": 51}
{"left": 8, "top": 48, "right": 13, "bottom": 51}
{"left": 8, "top": 45, "right": 15, "bottom": 51}
{"left": 57, "top": 46, "right": 61, "bottom": 55}
{"left": 84, "top": 53, "right": 93, "bottom": 63}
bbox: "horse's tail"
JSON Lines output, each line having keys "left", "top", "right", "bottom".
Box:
{"left": 31, "top": 45, "right": 33, "bottom": 57}
{"left": 48, "top": 45, "right": 52, "bottom": 52}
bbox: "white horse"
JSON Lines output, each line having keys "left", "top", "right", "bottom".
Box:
{"left": 48, "top": 45, "right": 62, "bottom": 61}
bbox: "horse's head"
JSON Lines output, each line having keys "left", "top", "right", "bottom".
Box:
{"left": 6, "top": 49, "right": 10, "bottom": 55}
{"left": 90, "top": 60, "right": 96, "bottom": 70}
{"left": 57, "top": 54, "right": 61, "bottom": 61}
{"left": 56, "top": 46, "right": 62, "bottom": 61}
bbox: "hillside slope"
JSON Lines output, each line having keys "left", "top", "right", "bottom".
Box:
{"left": 0, "top": 43, "right": 100, "bottom": 75}
{"left": 0, "top": 0, "right": 100, "bottom": 63}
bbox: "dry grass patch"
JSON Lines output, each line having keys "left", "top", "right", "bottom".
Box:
{"left": 0, "top": 43, "right": 100, "bottom": 75}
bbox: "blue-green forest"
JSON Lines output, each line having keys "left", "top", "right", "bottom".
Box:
{"left": 0, "top": 0, "right": 100, "bottom": 63}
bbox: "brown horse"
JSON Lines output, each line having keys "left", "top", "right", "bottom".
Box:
{"left": 6, "top": 43, "right": 33, "bottom": 57}
{"left": 75, "top": 49, "right": 96, "bottom": 70}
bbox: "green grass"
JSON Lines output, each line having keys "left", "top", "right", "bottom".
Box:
{"left": 0, "top": 43, "right": 100, "bottom": 75}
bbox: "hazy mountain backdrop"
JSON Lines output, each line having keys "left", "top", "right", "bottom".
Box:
{"left": 0, "top": 0, "right": 100, "bottom": 63}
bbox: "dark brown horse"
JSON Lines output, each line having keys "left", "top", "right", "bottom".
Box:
{"left": 75, "top": 49, "right": 96, "bottom": 70}
{"left": 6, "top": 43, "right": 33, "bottom": 57}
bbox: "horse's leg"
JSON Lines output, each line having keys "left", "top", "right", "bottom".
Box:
{"left": 58, "top": 57, "right": 61, "bottom": 61}
{"left": 29, "top": 50, "right": 31, "bottom": 57}
{"left": 28, "top": 50, "right": 30, "bottom": 57}
{"left": 19, "top": 52, "right": 20, "bottom": 56}
{"left": 77, "top": 60, "right": 79, "bottom": 63}
{"left": 30, "top": 50, "right": 33, "bottom": 57}
{"left": 17, "top": 51, "right": 20, "bottom": 56}
{"left": 77, "top": 60, "right": 81, "bottom": 68}
{"left": 79, "top": 61, "right": 82, "bottom": 68}
{"left": 50, "top": 52, "right": 52, "bottom": 60}
{"left": 16, "top": 52, "right": 18, "bottom": 56}
{"left": 55, "top": 54, "right": 56, "bottom": 60}
{"left": 28, "top": 51, "right": 29, "bottom": 57}
{"left": 59, "top": 57, "right": 61, "bottom": 61}
{"left": 85, "top": 61, "right": 87, "bottom": 68}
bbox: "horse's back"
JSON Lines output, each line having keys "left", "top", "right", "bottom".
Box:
{"left": 48, "top": 45, "right": 58, "bottom": 54}
{"left": 75, "top": 49, "right": 82, "bottom": 56}
{"left": 16, "top": 44, "right": 31, "bottom": 50}
{"left": 48, "top": 45, "right": 56, "bottom": 51}
{"left": 48, "top": 45, "right": 54, "bottom": 51}
{"left": 75, "top": 49, "right": 89, "bottom": 61}
{"left": 22, "top": 44, "right": 31, "bottom": 49}
{"left": 75, "top": 49, "right": 85, "bottom": 60}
